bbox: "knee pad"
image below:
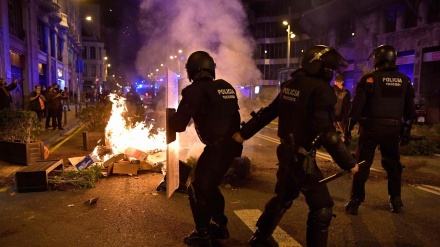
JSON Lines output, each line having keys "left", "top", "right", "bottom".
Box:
{"left": 307, "top": 207, "right": 333, "bottom": 228}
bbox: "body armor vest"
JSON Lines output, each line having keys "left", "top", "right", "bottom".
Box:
{"left": 192, "top": 79, "right": 240, "bottom": 144}
{"left": 366, "top": 70, "right": 410, "bottom": 120}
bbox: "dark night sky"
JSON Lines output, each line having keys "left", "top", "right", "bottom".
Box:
{"left": 86, "top": 0, "right": 145, "bottom": 82}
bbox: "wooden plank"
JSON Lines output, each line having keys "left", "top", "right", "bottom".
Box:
{"left": 15, "top": 159, "right": 63, "bottom": 193}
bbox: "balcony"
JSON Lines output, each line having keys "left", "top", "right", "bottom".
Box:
{"left": 59, "top": 13, "right": 69, "bottom": 30}
{"left": 37, "top": 0, "right": 62, "bottom": 23}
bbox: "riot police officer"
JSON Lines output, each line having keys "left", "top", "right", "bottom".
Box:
{"left": 233, "top": 45, "right": 359, "bottom": 247}
{"left": 344, "top": 45, "right": 416, "bottom": 215}
{"left": 168, "top": 51, "right": 243, "bottom": 246}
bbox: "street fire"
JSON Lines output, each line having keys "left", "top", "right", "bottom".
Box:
{"left": 91, "top": 94, "right": 166, "bottom": 163}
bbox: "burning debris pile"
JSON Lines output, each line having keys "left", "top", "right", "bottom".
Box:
{"left": 70, "top": 94, "right": 167, "bottom": 176}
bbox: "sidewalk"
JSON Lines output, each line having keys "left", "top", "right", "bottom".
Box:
{"left": 0, "top": 103, "right": 87, "bottom": 180}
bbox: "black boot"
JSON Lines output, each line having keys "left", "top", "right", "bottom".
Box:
{"left": 248, "top": 230, "right": 278, "bottom": 247}
{"left": 209, "top": 223, "right": 229, "bottom": 240}
{"left": 345, "top": 198, "right": 361, "bottom": 215}
{"left": 390, "top": 196, "right": 403, "bottom": 213}
{"left": 184, "top": 228, "right": 212, "bottom": 247}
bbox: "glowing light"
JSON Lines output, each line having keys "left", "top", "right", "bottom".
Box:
{"left": 282, "top": 21, "right": 288, "bottom": 26}
{"left": 85, "top": 16, "right": 92, "bottom": 21}
{"left": 290, "top": 33, "right": 295, "bottom": 39}
{"left": 102, "top": 94, "right": 166, "bottom": 156}
{"left": 254, "top": 86, "right": 260, "bottom": 94}
{"left": 178, "top": 49, "right": 183, "bottom": 54}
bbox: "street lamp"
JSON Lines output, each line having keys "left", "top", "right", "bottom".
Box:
{"left": 283, "top": 21, "right": 296, "bottom": 69}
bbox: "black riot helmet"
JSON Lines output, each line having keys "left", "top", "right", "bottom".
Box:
{"left": 301, "top": 45, "right": 348, "bottom": 81}
{"left": 368, "top": 44, "right": 397, "bottom": 70}
{"left": 185, "top": 51, "right": 216, "bottom": 82}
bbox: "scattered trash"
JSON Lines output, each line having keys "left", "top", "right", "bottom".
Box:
{"left": 84, "top": 197, "right": 99, "bottom": 205}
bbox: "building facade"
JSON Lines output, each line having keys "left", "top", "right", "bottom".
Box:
{"left": 79, "top": 3, "right": 107, "bottom": 101}
{"left": 244, "top": 0, "right": 440, "bottom": 123}
{"left": 0, "top": 0, "right": 83, "bottom": 109}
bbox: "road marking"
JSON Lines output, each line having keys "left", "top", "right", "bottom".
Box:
{"left": 0, "top": 186, "right": 9, "bottom": 192}
{"left": 370, "top": 167, "right": 383, "bottom": 173}
{"left": 49, "top": 125, "right": 84, "bottom": 153}
{"left": 234, "top": 209, "right": 302, "bottom": 247}
{"left": 254, "top": 133, "right": 333, "bottom": 162}
{"left": 414, "top": 184, "right": 440, "bottom": 196}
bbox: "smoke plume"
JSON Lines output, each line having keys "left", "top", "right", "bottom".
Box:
{"left": 135, "top": 0, "right": 261, "bottom": 88}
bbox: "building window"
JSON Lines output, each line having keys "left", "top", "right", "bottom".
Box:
{"left": 99, "top": 47, "right": 102, "bottom": 59}
{"left": 8, "top": 0, "right": 24, "bottom": 40}
{"left": 82, "top": 47, "right": 87, "bottom": 59}
{"left": 90, "top": 47, "right": 96, "bottom": 60}
{"left": 385, "top": 5, "right": 398, "bottom": 33}
{"left": 337, "top": 20, "right": 355, "bottom": 45}
{"left": 428, "top": 0, "right": 440, "bottom": 23}
{"left": 404, "top": 1, "right": 418, "bottom": 29}
{"left": 37, "top": 19, "right": 47, "bottom": 52}
{"left": 91, "top": 64, "right": 97, "bottom": 77}
{"left": 83, "top": 65, "right": 88, "bottom": 77}
{"left": 57, "top": 37, "right": 63, "bottom": 61}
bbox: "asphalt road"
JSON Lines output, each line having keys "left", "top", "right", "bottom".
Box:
{"left": 1, "top": 121, "right": 440, "bottom": 247}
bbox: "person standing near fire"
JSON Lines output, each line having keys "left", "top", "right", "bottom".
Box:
{"left": 344, "top": 44, "right": 416, "bottom": 215}
{"left": 168, "top": 51, "right": 243, "bottom": 246}
{"left": 232, "top": 45, "right": 359, "bottom": 247}
{"left": 29, "top": 85, "right": 46, "bottom": 121}
{"left": 45, "top": 83, "right": 66, "bottom": 130}
{"left": 333, "top": 74, "right": 351, "bottom": 145}
{"left": 0, "top": 78, "right": 18, "bottom": 110}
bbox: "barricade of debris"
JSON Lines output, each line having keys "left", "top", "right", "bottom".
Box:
{"left": 68, "top": 145, "right": 166, "bottom": 177}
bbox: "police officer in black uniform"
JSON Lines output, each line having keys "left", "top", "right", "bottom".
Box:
{"left": 233, "top": 45, "right": 359, "bottom": 247}
{"left": 344, "top": 45, "right": 415, "bottom": 215}
{"left": 168, "top": 51, "right": 243, "bottom": 246}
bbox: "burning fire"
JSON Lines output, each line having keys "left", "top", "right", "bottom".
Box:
{"left": 92, "top": 94, "right": 167, "bottom": 161}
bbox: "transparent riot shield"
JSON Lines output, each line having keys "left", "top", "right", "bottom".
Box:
{"left": 165, "top": 68, "right": 180, "bottom": 198}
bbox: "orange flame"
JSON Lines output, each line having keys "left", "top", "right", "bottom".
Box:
{"left": 94, "top": 94, "right": 166, "bottom": 161}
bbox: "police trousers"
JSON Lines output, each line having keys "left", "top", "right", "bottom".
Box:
{"left": 351, "top": 122, "right": 402, "bottom": 201}
{"left": 189, "top": 139, "right": 243, "bottom": 230}
{"left": 256, "top": 144, "right": 334, "bottom": 235}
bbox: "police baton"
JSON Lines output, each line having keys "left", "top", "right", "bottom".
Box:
{"left": 304, "top": 160, "right": 365, "bottom": 191}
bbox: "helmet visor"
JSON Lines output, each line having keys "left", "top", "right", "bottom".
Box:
{"left": 310, "top": 47, "right": 349, "bottom": 73}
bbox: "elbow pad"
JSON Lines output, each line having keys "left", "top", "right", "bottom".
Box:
{"left": 320, "top": 130, "right": 356, "bottom": 170}
{"left": 240, "top": 107, "right": 275, "bottom": 140}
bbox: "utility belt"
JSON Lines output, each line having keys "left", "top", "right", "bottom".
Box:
{"left": 359, "top": 118, "right": 400, "bottom": 126}
{"left": 279, "top": 138, "right": 316, "bottom": 175}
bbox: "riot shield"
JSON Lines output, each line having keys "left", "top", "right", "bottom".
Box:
{"left": 165, "top": 68, "right": 180, "bottom": 198}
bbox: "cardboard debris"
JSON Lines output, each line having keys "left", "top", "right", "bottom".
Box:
{"left": 102, "top": 153, "right": 125, "bottom": 167}
{"left": 101, "top": 153, "right": 125, "bottom": 175}
{"left": 113, "top": 160, "right": 138, "bottom": 175}
{"left": 124, "top": 147, "right": 148, "bottom": 161}
{"left": 69, "top": 154, "right": 100, "bottom": 170}
{"left": 138, "top": 160, "right": 163, "bottom": 172}
{"left": 147, "top": 151, "right": 166, "bottom": 164}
